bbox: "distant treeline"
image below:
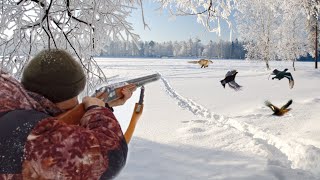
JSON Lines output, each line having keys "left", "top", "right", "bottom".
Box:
{"left": 298, "top": 54, "right": 320, "bottom": 62}
{"left": 100, "top": 39, "right": 246, "bottom": 59}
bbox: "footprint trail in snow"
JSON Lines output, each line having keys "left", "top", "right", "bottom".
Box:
{"left": 160, "top": 76, "right": 320, "bottom": 176}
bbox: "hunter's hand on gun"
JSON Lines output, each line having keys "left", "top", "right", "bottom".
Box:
{"left": 58, "top": 73, "right": 160, "bottom": 143}
{"left": 107, "top": 84, "right": 137, "bottom": 107}
{"left": 83, "top": 84, "right": 137, "bottom": 110}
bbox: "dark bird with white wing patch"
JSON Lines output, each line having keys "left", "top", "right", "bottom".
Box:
{"left": 220, "top": 70, "right": 242, "bottom": 91}
{"left": 269, "top": 68, "right": 294, "bottom": 89}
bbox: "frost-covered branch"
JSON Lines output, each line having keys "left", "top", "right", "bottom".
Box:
{"left": 0, "top": 0, "right": 140, "bottom": 93}
{"left": 0, "top": 0, "right": 240, "bottom": 93}
{"left": 236, "top": 0, "right": 311, "bottom": 70}
{"left": 154, "top": 0, "right": 235, "bottom": 35}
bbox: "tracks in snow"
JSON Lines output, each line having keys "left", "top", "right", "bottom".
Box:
{"left": 160, "top": 76, "right": 320, "bottom": 176}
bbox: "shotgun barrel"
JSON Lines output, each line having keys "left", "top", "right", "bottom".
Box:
{"left": 126, "top": 73, "right": 161, "bottom": 87}
{"left": 58, "top": 73, "right": 160, "bottom": 125}
{"left": 92, "top": 73, "right": 161, "bottom": 103}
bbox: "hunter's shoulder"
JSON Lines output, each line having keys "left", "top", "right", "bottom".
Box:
{"left": 0, "top": 72, "right": 29, "bottom": 112}
{"left": 24, "top": 116, "right": 127, "bottom": 179}
{"left": 0, "top": 72, "right": 61, "bottom": 115}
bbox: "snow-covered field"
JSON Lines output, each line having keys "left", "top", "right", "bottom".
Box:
{"left": 95, "top": 58, "right": 320, "bottom": 180}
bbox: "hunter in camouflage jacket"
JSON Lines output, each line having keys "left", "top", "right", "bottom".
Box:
{"left": 0, "top": 71, "right": 127, "bottom": 180}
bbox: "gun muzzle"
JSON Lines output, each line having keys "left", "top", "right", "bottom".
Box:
{"left": 126, "top": 73, "right": 161, "bottom": 87}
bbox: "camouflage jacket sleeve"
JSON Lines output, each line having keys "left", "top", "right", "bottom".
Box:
{"left": 22, "top": 107, "right": 128, "bottom": 180}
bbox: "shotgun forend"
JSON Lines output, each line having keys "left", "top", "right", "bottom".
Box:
{"left": 91, "top": 73, "right": 161, "bottom": 103}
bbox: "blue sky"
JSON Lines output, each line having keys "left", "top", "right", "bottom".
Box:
{"left": 128, "top": 1, "right": 234, "bottom": 44}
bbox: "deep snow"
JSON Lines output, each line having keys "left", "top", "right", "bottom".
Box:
{"left": 95, "top": 58, "right": 320, "bottom": 180}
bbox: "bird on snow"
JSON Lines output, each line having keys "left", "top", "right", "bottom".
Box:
{"left": 265, "top": 99, "right": 292, "bottom": 116}
{"left": 220, "top": 70, "right": 242, "bottom": 91}
{"left": 269, "top": 68, "right": 294, "bottom": 89}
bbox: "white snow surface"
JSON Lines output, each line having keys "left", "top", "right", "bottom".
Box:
{"left": 95, "top": 58, "right": 320, "bottom": 180}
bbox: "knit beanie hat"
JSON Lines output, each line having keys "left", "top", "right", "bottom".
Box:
{"left": 21, "top": 49, "right": 86, "bottom": 103}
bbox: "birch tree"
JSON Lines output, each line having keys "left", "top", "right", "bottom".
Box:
{"left": 303, "top": 0, "right": 320, "bottom": 69}
{"left": 236, "top": 0, "right": 281, "bottom": 69}
{"left": 276, "top": 0, "right": 308, "bottom": 71}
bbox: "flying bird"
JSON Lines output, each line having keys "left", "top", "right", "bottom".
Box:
{"left": 269, "top": 68, "right": 294, "bottom": 89}
{"left": 220, "top": 70, "right": 242, "bottom": 91}
{"left": 265, "top": 99, "right": 292, "bottom": 116}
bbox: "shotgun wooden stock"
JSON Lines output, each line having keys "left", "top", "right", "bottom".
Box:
{"left": 57, "top": 103, "right": 86, "bottom": 125}
{"left": 124, "top": 103, "right": 144, "bottom": 143}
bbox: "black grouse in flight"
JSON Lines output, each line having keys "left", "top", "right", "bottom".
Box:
{"left": 220, "top": 70, "right": 242, "bottom": 91}
{"left": 270, "top": 69, "right": 294, "bottom": 89}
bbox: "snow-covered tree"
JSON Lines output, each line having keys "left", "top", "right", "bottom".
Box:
{"left": 191, "top": 38, "right": 202, "bottom": 57}
{"left": 148, "top": 40, "right": 156, "bottom": 57}
{"left": 0, "top": 0, "right": 141, "bottom": 91}
{"left": 156, "top": 0, "right": 235, "bottom": 35}
{"left": 178, "top": 41, "right": 188, "bottom": 57}
{"left": 236, "top": 0, "right": 281, "bottom": 69}
{"left": 99, "top": 39, "right": 245, "bottom": 59}
{"left": 172, "top": 41, "right": 181, "bottom": 56}
{"left": 165, "top": 41, "right": 174, "bottom": 57}
{"left": 276, "top": 0, "right": 309, "bottom": 71}
{"left": 0, "top": 0, "right": 238, "bottom": 89}
{"left": 231, "top": 39, "right": 245, "bottom": 59}
{"left": 236, "top": 0, "right": 319, "bottom": 70}
{"left": 186, "top": 38, "right": 193, "bottom": 57}
{"left": 202, "top": 40, "right": 214, "bottom": 58}
{"left": 303, "top": 0, "right": 320, "bottom": 69}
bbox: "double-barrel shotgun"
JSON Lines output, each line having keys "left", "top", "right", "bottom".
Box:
{"left": 57, "top": 73, "right": 161, "bottom": 143}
